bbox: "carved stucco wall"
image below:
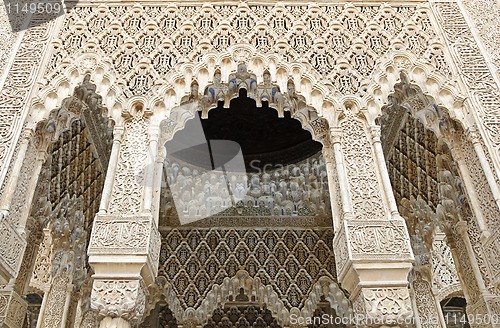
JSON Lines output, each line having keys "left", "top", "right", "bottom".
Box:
{"left": 460, "top": 0, "right": 500, "bottom": 78}
{"left": 2, "top": 0, "right": 499, "bottom": 209}
{"left": 0, "top": 0, "right": 499, "bottom": 326}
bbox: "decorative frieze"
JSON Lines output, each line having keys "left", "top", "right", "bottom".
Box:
{"left": 346, "top": 220, "right": 412, "bottom": 260}
{"left": 89, "top": 215, "right": 160, "bottom": 262}
{"left": 433, "top": 2, "right": 500, "bottom": 179}
{"left": 0, "top": 13, "right": 56, "bottom": 191}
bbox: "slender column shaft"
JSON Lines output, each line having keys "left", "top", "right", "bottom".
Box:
{"left": 152, "top": 148, "right": 166, "bottom": 226}
{"left": 330, "top": 128, "right": 353, "bottom": 218}
{"left": 370, "top": 126, "right": 399, "bottom": 217}
{"left": 99, "top": 128, "right": 124, "bottom": 213}
{"left": 143, "top": 127, "right": 159, "bottom": 212}
{"left": 322, "top": 141, "right": 341, "bottom": 232}
{"left": 18, "top": 152, "right": 47, "bottom": 231}
{"left": 36, "top": 285, "right": 50, "bottom": 328}
{"left": 61, "top": 284, "right": 73, "bottom": 326}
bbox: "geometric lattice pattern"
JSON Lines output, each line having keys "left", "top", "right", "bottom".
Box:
{"left": 46, "top": 120, "right": 105, "bottom": 231}
{"left": 159, "top": 228, "right": 336, "bottom": 310}
{"left": 203, "top": 304, "right": 282, "bottom": 328}
{"left": 386, "top": 115, "right": 439, "bottom": 210}
{"left": 48, "top": 3, "right": 440, "bottom": 97}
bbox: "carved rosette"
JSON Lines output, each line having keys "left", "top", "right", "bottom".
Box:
{"left": 353, "top": 287, "right": 413, "bottom": 327}
{"left": 91, "top": 279, "right": 146, "bottom": 323}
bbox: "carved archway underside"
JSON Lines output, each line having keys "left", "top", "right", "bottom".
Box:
{"left": 146, "top": 270, "right": 350, "bottom": 327}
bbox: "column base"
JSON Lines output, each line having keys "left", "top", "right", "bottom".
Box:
{"left": 100, "top": 317, "right": 131, "bottom": 328}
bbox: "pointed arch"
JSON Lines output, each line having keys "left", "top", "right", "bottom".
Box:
{"left": 365, "top": 49, "right": 467, "bottom": 128}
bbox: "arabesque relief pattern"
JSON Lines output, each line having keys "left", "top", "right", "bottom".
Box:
{"left": 0, "top": 11, "right": 57, "bottom": 192}
{"left": 158, "top": 228, "right": 336, "bottom": 311}
{"left": 0, "top": 0, "right": 499, "bottom": 327}
{"left": 433, "top": 2, "right": 500, "bottom": 181}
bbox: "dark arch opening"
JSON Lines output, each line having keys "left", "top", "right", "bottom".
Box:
{"left": 165, "top": 89, "right": 322, "bottom": 172}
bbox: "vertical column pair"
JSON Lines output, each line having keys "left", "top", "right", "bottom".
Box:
{"left": 328, "top": 111, "right": 415, "bottom": 326}
{"left": 88, "top": 109, "right": 161, "bottom": 328}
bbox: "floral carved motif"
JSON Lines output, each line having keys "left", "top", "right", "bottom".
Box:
{"left": 0, "top": 219, "right": 25, "bottom": 278}
{"left": 29, "top": 230, "right": 52, "bottom": 293}
{"left": 483, "top": 229, "right": 500, "bottom": 286}
{"left": 431, "top": 235, "right": 461, "bottom": 301}
{"left": 412, "top": 276, "right": 444, "bottom": 328}
{"left": 108, "top": 115, "right": 149, "bottom": 214}
{"left": 340, "top": 112, "right": 386, "bottom": 220}
{"left": 91, "top": 279, "right": 146, "bottom": 322}
{"left": 0, "top": 290, "right": 28, "bottom": 327}
{"left": 357, "top": 288, "right": 413, "bottom": 324}
{"left": 42, "top": 271, "right": 71, "bottom": 328}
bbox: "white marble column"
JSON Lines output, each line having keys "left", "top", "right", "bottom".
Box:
{"left": 88, "top": 111, "right": 161, "bottom": 328}
{"left": 332, "top": 111, "right": 415, "bottom": 327}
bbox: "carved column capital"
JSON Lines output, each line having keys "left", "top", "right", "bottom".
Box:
{"left": 34, "top": 149, "right": 49, "bottom": 164}
{"left": 369, "top": 125, "right": 382, "bottom": 143}
{"left": 466, "top": 125, "right": 481, "bottom": 145}
{"left": 20, "top": 128, "right": 34, "bottom": 141}
{"left": 329, "top": 127, "right": 343, "bottom": 144}
{"left": 91, "top": 279, "right": 146, "bottom": 323}
{"left": 112, "top": 127, "right": 125, "bottom": 143}
{"left": 148, "top": 126, "right": 160, "bottom": 142}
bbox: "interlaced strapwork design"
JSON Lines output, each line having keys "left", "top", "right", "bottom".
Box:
{"left": 386, "top": 115, "right": 439, "bottom": 210}
{"left": 46, "top": 120, "right": 105, "bottom": 231}
{"left": 159, "top": 228, "right": 336, "bottom": 311}
{"left": 46, "top": 3, "right": 444, "bottom": 97}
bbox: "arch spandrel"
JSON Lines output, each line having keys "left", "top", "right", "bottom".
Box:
{"left": 365, "top": 50, "right": 467, "bottom": 128}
